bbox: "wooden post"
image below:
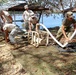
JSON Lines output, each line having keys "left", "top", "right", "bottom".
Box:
{"left": 13, "top": 11, "right": 16, "bottom": 24}
{"left": 41, "top": 11, "right": 43, "bottom": 30}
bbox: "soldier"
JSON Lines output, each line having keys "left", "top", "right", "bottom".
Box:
{"left": 23, "top": 5, "right": 34, "bottom": 31}
{"left": 56, "top": 11, "right": 76, "bottom": 42}
{"left": 0, "top": 10, "right": 19, "bottom": 44}
{"left": 28, "top": 15, "right": 38, "bottom": 31}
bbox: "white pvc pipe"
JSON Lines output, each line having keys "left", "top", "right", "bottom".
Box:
{"left": 38, "top": 23, "right": 76, "bottom": 48}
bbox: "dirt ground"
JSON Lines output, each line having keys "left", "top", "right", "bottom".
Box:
{"left": 0, "top": 32, "right": 76, "bottom": 75}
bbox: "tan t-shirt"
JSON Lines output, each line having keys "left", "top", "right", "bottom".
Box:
{"left": 23, "top": 10, "right": 34, "bottom": 21}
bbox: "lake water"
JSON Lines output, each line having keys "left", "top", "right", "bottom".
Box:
{"left": 40, "top": 14, "right": 63, "bottom": 28}
{"left": 12, "top": 13, "right": 76, "bottom": 28}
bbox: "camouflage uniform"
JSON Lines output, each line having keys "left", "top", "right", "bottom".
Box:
{"left": 56, "top": 18, "right": 76, "bottom": 41}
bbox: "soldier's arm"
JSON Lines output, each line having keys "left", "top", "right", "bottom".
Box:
{"left": 73, "top": 23, "right": 76, "bottom": 30}
{"left": 62, "top": 25, "right": 69, "bottom": 41}
{"left": 8, "top": 15, "right": 13, "bottom": 23}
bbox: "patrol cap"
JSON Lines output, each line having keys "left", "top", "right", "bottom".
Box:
{"left": 24, "top": 5, "right": 28, "bottom": 9}
{"left": 66, "top": 11, "right": 73, "bottom": 18}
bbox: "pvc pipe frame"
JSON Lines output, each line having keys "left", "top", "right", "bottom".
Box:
{"left": 37, "top": 23, "right": 76, "bottom": 48}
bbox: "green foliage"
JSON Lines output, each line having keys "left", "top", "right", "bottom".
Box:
{"left": 0, "top": 0, "right": 8, "bottom": 5}
{"left": 27, "top": 0, "right": 76, "bottom": 12}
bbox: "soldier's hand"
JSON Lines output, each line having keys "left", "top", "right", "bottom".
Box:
{"left": 65, "top": 37, "right": 70, "bottom": 42}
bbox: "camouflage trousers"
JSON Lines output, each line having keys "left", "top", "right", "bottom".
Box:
{"left": 56, "top": 25, "right": 73, "bottom": 41}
